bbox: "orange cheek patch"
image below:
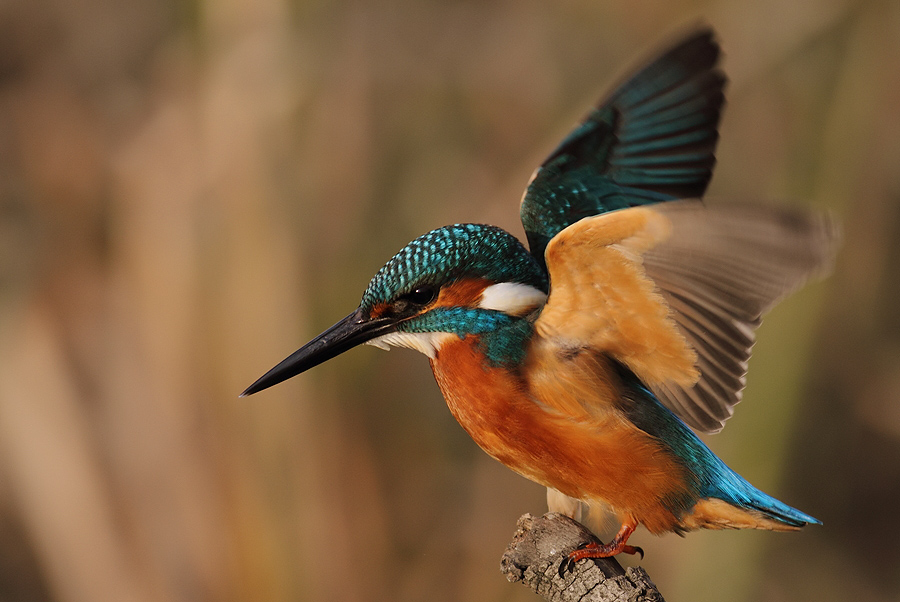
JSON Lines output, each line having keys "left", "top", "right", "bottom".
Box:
{"left": 368, "top": 303, "right": 392, "bottom": 319}
{"left": 367, "top": 278, "right": 490, "bottom": 319}
{"left": 433, "top": 277, "right": 491, "bottom": 308}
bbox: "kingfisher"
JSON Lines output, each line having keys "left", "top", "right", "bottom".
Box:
{"left": 242, "top": 29, "right": 837, "bottom": 564}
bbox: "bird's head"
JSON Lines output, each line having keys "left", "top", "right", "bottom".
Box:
{"left": 241, "top": 224, "right": 548, "bottom": 396}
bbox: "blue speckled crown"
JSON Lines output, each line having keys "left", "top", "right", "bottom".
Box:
{"left": 361, "top": 224, "right": 548, "bottom": 308}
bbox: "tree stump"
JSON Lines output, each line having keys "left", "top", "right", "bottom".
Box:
{"left": 500, "top": 513, "right": 665, "bottom": 602}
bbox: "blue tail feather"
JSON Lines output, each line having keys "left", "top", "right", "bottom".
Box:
{"left": 702, "top": 454, "right": 821, "bottom": 527}
{"left": 614, "top": 362, "right": 820, "bottom": 528}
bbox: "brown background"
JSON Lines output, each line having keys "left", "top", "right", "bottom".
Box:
{"left": 0, "top": 1, "right": 897, "bottom": 601}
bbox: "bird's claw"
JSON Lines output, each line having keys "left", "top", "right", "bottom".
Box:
{"left": 558, "top": 541, "right": 595, "bottom": 577}
{"left": 558, "top": 539, "right": 644, "bottom": 577}
{"left": 558, "top": 556, "right": 575, "bottom": 578}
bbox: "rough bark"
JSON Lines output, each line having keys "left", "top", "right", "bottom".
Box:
{"left": 501, "top": 513, "right": 664, "bottom": 602}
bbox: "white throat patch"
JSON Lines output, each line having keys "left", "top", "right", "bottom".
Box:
{"left": 366, "top": 331, "right": 456, "bottom": 359}
{"left": 478, "top": 282, "right": 547, "bottom": 315}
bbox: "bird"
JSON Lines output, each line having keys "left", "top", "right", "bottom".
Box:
{"left": 241, "top": 29, "right": 837, "bottom": 565}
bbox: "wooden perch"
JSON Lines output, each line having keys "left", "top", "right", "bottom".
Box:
{"left": 500, "top": 513, "right": 665, "bottom": 602}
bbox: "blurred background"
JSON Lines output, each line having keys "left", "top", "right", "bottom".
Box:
{"left": 0, "top": 0, "right": 897, "bottom": 601}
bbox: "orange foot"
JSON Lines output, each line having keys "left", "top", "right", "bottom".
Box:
{"left": 559, "top": 522, "right": 643, "bottom": 576}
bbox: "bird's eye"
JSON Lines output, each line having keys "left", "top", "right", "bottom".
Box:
{"left": 400, "top": 285, "right": 438, "bottom": 306}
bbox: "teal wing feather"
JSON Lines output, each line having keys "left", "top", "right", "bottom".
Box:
{"left": 520, "top": 29, "right": 725, "bottom": 267}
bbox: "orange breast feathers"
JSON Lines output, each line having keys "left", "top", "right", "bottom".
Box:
{"left": 430, "top": 336, "right": 695, "bottom": 534}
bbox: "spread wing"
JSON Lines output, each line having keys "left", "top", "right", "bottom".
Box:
{"left": 520, "top": 29, "right": 725, "bottom": 270}
{"left": 533, "top": 202, "right": 838, "bottom": 433}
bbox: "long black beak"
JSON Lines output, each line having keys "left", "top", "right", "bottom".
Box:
{"left": 240, "top": 308, "right": 396, "bottom": 397}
